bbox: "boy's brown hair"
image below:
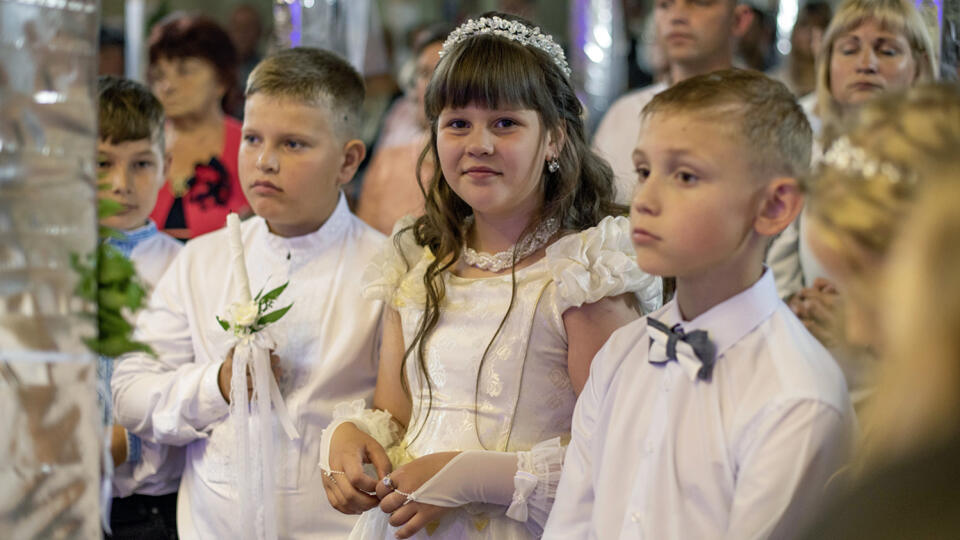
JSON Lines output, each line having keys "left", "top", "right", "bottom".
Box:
{"left": 642, "top": 68, "right": 812, "bottom": 180}
{"left": 245, "top": 47, "right": 365, "bottom": 141}
{"left": 98, "top": 75, "right": 165, "bottom": 148}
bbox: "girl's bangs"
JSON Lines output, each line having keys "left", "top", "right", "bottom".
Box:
{"left": 426, "top": 35, "right": 548, "bottom": 117}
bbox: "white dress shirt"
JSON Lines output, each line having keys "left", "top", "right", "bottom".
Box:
{"left": 103, "top": 221, "right": 185, "bottom": 498}
{"left": 592, "top": 82, "right": 668, "bottom": 205}
{"left": 544, "top": 270, "right": 855, "bottom": 540}
{"left": 112, "top": 194, "right": 385, "bottom": 539}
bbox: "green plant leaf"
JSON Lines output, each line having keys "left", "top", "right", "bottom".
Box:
{"left": 125, "top": 281, "right": 146, "bottom": 310}
{"left": 75, "top": 273, "right": 97, "bottom": 302}
{"left": 99, "top": 226, "right": 126, "bottom": 241}
{"left": 256, "top": 303, "right": 292, "bottom": 326}
{"left": 99, "top": 308, "right": 132, "bottom": 335}
{"left": 98, "top": 287, "right": 128, "bottom": 311}
{"left": 98, "top": 247, "right": 136, "bottom": 284}
{"left": 98, "top": 198, "right": 124, "bottom": 220}
{"left": 97, "top": 335, "right": 154, "bottom": 357}
{"left": 216, "top": 316, "right": 230, "bottom": 331}
{"left": 259, "top": 282, "right": 288, "bottom": 306}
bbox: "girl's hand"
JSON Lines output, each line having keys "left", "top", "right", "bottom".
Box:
{"left": 375, "top": 452, "right": 460, "bottom": 539}
{"left": 323, "top": 422, "right": 393, "bottom": 515}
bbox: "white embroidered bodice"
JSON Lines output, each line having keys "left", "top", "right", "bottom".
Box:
{"left": 363, "top": 215, "right": 661, "bottom": 458}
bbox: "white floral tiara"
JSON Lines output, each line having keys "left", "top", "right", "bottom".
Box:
{"left": 822, "top": 136, "right": 915, "bottom": 185}
{"left": 439, "top": 16, "right": 571, "bottom": 78}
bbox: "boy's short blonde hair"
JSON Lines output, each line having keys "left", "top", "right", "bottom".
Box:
{"left": 245, "top": 47, "right": 365, "bottom": 141}
{"left": 642, "top": 69, "right": 812, "bottom": 181}
{"left": 815, "top": 0, "right": 939, "bottom": 143}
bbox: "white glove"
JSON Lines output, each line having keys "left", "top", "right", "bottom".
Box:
{"left": 403, "top": 438, "right": 564, "bottom": 535}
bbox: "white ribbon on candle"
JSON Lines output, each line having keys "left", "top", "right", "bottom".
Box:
{"left": 225, "top": 213, "right": 299, "bottom": 540}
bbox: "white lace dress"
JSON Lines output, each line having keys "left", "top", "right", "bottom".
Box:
{"left": 352, "top": 215, "right": 661, "bottom": 539}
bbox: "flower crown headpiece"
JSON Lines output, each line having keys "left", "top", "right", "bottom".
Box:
{"left": 439, "top": 16, "right": 571, "bottom": 78}
{"left": 822, "top": 136, "right": 915, "bottom": 185}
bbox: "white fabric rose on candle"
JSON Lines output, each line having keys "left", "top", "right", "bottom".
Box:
{"left": 230, "top": 300, "right": 260, "bottom": 327}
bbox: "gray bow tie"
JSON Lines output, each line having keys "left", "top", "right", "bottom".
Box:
{"left": 647, "top": 317, "right": 717, "bottom": 381}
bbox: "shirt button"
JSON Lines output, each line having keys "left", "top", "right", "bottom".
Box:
{"left": 632, "top": 512, "right": 641, "bottom": 523}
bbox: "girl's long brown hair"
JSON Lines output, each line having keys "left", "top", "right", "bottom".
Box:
{"left": 399, "top": 13, "right": 623, "bottom": 444}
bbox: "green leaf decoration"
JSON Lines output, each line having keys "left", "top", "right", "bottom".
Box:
{"left": 259, "top": 282, "right": 288, "bottom": 307}
{"left": 99, "top": 225, "right": 126, "bottom": 241}
{"left": 95, "top": 335, "right": 154, "bottom": 357}
{"left": 70, "top": 197, "right": 156, "bottom": 358}
{"left": 124, "top": 280, "right": 146, "bottom": 310}
{"left": 98, "top": 288, "right": 129, "bottom": 311}
{"left": 216, "top": 316, "right": 230, "bottom": 331}
{"left": 256, "top": 304, "right": 292, "bottom": 326}
{"left": 98, "top": 248, "right": 137, "bottom": 284}
{"left": 100, "top": 307, "right": 133, "bottom": 335}
{"left": 98, "top": 198, "right": 125, "bottom": 219}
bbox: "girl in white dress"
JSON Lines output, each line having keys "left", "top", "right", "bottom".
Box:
{"left": 320, "top": 12, "right": 661, "bottom": 539}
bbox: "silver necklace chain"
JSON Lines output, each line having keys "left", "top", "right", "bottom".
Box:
{"left": 461, "top": 217, "right": 560, "bottom": 272}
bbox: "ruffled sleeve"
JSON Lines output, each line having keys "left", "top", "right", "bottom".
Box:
{"left": 361, "top": 215, "right": 433, "bottom": 308}
{"left": 546, "top": 215, "right": 662, "bottom": 315}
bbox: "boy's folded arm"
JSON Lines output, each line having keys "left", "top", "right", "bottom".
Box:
{"left": 113, "top": 351, "right": 229, "bottom": 445}
{"left": 111, "top": 264, "right": 230, "bottom": 446}
{"left": 724, "top": 399, "right": 853, "bottom": 540}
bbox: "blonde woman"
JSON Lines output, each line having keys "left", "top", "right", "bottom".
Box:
{"left": 802, "top": 84, "right": 960, "bottom": 408}
{"left": 813, "top": 0, "right": 938, "bottom": 146}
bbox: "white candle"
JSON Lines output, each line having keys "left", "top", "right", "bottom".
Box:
{"left": 226, "top": 213, "right": 253, "bottom": 303}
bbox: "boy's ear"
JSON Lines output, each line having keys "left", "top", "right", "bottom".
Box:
{"left": 336, "top": 139, "right": 367, "bottom": 186}
{"left": 754, "top": 177, "right": 803, "bottom": 237}
{"left": 732, "top": 4, "right": 755, "bottom": 40}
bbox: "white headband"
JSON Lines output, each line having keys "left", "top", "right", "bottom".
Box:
{"left": 439, "top": 16, "right": 571, "bottom": 78}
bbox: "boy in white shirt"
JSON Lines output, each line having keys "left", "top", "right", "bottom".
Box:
{"left": 544, "top": 69, "right": 855, "bottom": 540}
{"left": 112, "top": 48, "right": 385, "bottom": 539}
{"left": 96, "top": 75, "right": 184, "bottom": 538}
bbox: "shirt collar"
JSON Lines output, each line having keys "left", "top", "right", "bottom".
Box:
{"left": 653, "top": 268, "right": 779, "bottom": 362}
{"left": 260, "top": 191, "right": 351, "bottom": 256}
{"left": 105, "top": 220, "right": 160, "bottom": 258}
